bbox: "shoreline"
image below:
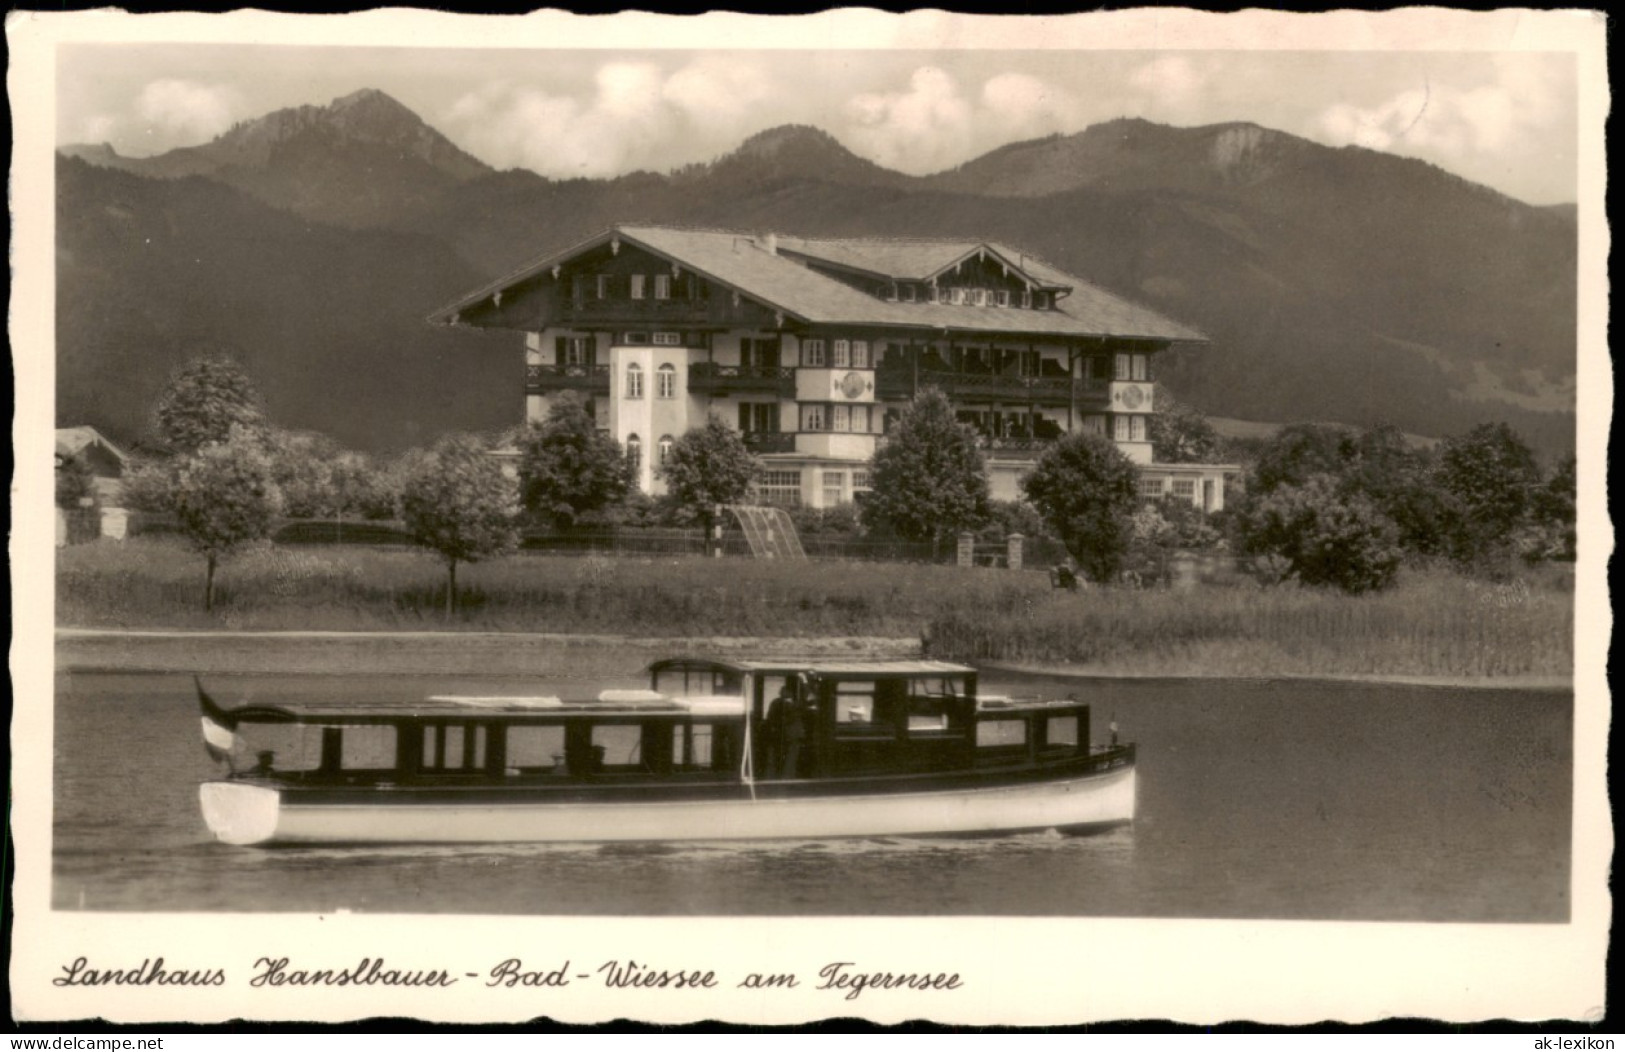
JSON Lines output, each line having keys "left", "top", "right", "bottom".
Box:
{"left": 54, "top": 628, "right": 1572, "bottom": 689}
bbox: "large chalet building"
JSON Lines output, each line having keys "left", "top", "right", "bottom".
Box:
{"left": 431, "top": 225, "right": 1232, "bottom": 511}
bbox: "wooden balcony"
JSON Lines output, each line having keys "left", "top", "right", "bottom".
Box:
{"left": 526, "top": 363, "right": 610, "bottom": 394}
{"left": 741, "top": 431, "right": 797, "bottom": 454}
{"left": 689, "top": 362, "right": 795, "bottom": 396}
{"left": 875, "top": 366, "right": 1110, "bottom": 407}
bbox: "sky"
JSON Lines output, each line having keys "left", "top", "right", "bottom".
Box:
{"left": 56, "top": 45, "right": 1579, "bottom": 205}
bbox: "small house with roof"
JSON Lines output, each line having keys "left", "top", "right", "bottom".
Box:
{"left": 430, "top": 225, "right": 1233, "bottom": 511}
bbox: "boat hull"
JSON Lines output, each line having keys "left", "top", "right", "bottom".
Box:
{"left": 200, "top": 766, "right": 1136, "bottom": 847}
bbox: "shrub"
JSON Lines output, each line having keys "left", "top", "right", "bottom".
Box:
{"left": 1238, "top": 474, "right": 1402, "bottom": 594}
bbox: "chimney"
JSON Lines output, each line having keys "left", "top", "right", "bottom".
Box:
{"left": 762, "top": 232, "right": 778, "bottom": 256}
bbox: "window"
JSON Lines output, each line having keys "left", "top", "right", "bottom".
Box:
{"left": 1140, "top": 477, "right": 1166, "bottom": 500}
{"left": 802, "top": 339, "right": 826, "bottom": 367}
{"left": 949, "top": 288, "right": 966, "bottom": 305}
{"left": 1035, "top": 292, "right": 1049, "bottom": 310}
{"left": 822, "top": 471, "right": 845, "bottom": 507}
{"left": 739, "top": 402, "right": 779, "bottom": 433}
{"left": 927, "top": 286, "right": 940, "bottom": 304}
{"left": 556, "top": 335, "right": 595, "bottom": 366}
{"left": 656, "top": 363, "right": 677, "bottom": 398}
{"left": 832, "top": 405, "right": 850, "bottom": 432}
{"left": 852, "top": 470, "right": 872, "bottom": 493}
{"left": 597, "top": 274, "right": 611, "bottom": 299}
{"left": 654, "top": 274, "right": 671, "bottom": 300}
{"left": 849, "top": 404, "right": 870, "bottom": 433}
{"left": 973, "top": 289, "right": 988, "bottom": 307}
{"left": 1021, "top": 289, "right": 1033, "bottom": 309}
{"left": 1130, "top": 416, "right": 1147, "bottom": 442}
{"left": 851, "top": 340, "right": 870, "bottom": 368}
{"left": 652, "top": 331, "right": 681, "bottom": 346}
{"left": 1115, "top": 415, "right": 1131, "bottom": 442}
{"left": 626, "top": 434, "right": 641, "bottom": 473}
{"left": 1131, "top": 354, "right": 1148, "bottom": 382}
{"left": 630, "top": 274, "right": 647, "bottom": 300}
{"left": 658, "top": 435, "right": 674, "bottom": 465}
{"left": 625, "top": 363, "right": 644, "bottom": 399}
{"left": 758, "top": 470, "right": 802, "bottom": 507}
{"left": 1115, "top": 353, "right": 1132, "bottom": 381}
{"left": 883, "top": 284, "right": 897, "bottom": 302}
{"left": 832, "top": 339, "right": 850, "bottom": 368}
{"left": 902, "top": 285, "right": 917, "bottom": 303}
{"left": 622, "top": 331, "right": 650, "bottom": 345}
{"left": 800, "top": 404, "right": 826, "bottom": 431}
{"left": 572, "top": 275, "right": 588, "bottom": 302}
{"left": 1171, "top": 479, "right": 1197, "bottom": 502}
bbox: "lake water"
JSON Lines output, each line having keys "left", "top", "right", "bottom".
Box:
{"left": 53, "top": 663, "right": 1571, "bottom": 920}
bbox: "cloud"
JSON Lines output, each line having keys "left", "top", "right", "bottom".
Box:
{"left": 442, "top": 58, "right": 788, "bottom": 178}
{"left": 1128, "top": 56, "right": 1205, "bottom": 114}
{"left": 843, "top": 66, "right": 975, "bottom": 172}
{"left": 133, "top": 79, "right": 242, "bottom": 144}
{"left": 1314, "top": 56, "right": 1569, "bottom": 166}
{"left": 981, "top": 72, "right": 1086, "bottom": 137}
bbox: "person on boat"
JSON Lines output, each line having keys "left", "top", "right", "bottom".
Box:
{"left": 763, "top": 682, "right": 795, "bottom": 777}
{"left": 251, "top": 750, "right": 276, "bottom": 776}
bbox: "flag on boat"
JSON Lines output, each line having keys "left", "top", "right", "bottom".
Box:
{"left": 196, "top": 677, "right": 241, "bottom": 764}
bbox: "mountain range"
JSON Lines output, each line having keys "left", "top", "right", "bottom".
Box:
{"left": 57, "top": 88, "right": 1578, "bottom": 456}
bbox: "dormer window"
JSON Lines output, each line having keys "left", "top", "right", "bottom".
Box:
{"left": 1035, "top": 292, "right": 1049, "bottom": 310}
{"left": 883, "top": 285, "right": 897, "bottom": 302}
{"left": 1021, "top": 289, "right": 1033, "bottom": 309}
{"left": 949, "top": 288, "right": 966, "bottom": 305}
{"left": 996, "top": 290, "right": 1010, "bottom": 308}
{"left": 902, "top": 285, "right": 917, "bottom": 303}
{"left": 973, "top": 289, "right": 988, "bottom": 307}
{"left": 927, "top": 286, "right": 940, "bottom": 304}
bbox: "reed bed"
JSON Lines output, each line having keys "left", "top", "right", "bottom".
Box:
{"left": 55, "top": 538, "right": 1573, "bottom": 679}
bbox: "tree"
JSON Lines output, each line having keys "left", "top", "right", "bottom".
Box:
{"left": 262, "top": 428, "right": 343, "bottom": 519}
{"left": 1343, "top": 424, "right": 1449, "bottom": 557}
{"left": 398, "top": 434, "right": 520, "bottom": 619}
{"left": 658, "top": 415, "right": 760, "bottom": 537}
{"left": 1434, "top": 422, "right": 1543, "bottom": 568}
{"left": 861, "top": 388, "right": 989, "bottom": 554}
{"left": 1021, "top": 432, "right": 1140, "bottom": 583}
{"left": 1148, "top": 385, "right": 1226, "bottom": 464}
{"left": 1238, "top": 474, "right": 1401, "bottom": 594}
{"left": 1528, "top": 454, "right": 1577, "bottom": 562}
{"left": 1249, "top": 423, "right": 1357, "bottom": 496}
{"left": 152, "top": 356, "right": 266, "bottom": 454}
{"left": 166, "top": 426, "right": 284, "bottom": 611}
{"left": 518, "top": 393, "right": 633, "bottom": 529}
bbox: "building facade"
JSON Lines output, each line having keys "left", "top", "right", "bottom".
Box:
{"left": 432, "top": 225, "right": 1233, "bottom": 511}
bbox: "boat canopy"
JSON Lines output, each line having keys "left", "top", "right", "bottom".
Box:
{"left": 207, "top": 694, "right": 740, "bottom": 727}
{"left": 646, "top": 656, "right": 976, "bottom": 680}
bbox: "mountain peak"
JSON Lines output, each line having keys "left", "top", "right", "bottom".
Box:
{"left": 734, "top": 124, "right": 846, "bottom": 158}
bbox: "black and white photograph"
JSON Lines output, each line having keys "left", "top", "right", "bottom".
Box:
{"left": 9, "top": 8, "right": 1609, "bottom": 1026}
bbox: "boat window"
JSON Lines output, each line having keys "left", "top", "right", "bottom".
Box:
{"left": 592, "top": 725, "right": 640, "bottom": 770}
{"left": 240, "top": 724, "right": 396, "bottom": 772}
{"left": 421, "top": 724, "right": 487, "bottom": 771}
{"left": 505, "top": 725, "right": 565, "bottom": 772}
{"left": 341, "top": 726, "right": 396, "bottom": 769}
{"left": 834, "top": 680, "right": 875, "bottom": 726}
{"left": 1047, "top": 716, "right": 1079, "bottom": 747}
{"left": 976, "top": 720, "right": 1027, "bottom": 748}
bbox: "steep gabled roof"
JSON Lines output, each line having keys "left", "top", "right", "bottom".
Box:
{"left": 429, "top": 225, "right": 1206, "bottom": 343}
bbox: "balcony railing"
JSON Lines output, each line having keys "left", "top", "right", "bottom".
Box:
{"left": 741, "top": 431, "right": 797, "bottom": 454}
{"left": 875, "top": 365, "right": 1110, "bottom": 406}
{"left": 689, "top": 362, "right": 795, "bottom": 395}
{"left": 526, "top": 363, "right": 610, "bottom": 394}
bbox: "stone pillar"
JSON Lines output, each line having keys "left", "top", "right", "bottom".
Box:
{"left": 1007, "top": 533, "right": 1024, "bottom": 572}
{"left": 957, "top": 531, "right": 975, "bottom": 568}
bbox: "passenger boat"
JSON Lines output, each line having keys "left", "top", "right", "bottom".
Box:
{"left": 196, "top": 657, "right": 1135, "bottom": 846}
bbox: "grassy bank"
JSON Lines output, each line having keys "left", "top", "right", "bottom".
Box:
{"left": 56, "top": 538, "right": 1573, "bottom": 679}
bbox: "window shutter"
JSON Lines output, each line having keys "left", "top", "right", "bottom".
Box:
{"left": 555, "top": 336, "right": 567, "bottom": 359}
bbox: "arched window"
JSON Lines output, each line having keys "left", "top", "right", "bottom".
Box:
{"left": 626, "top": 434, "right": 642, "bottom": 474}
{"left": 656, "top": 363, "right": 677, "bottom": 399}
{"left": 625, "top": 363, "right": 644, "bottom": 399}
{"left": 658, "top": 435, "right": 674, "bottom": 465}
